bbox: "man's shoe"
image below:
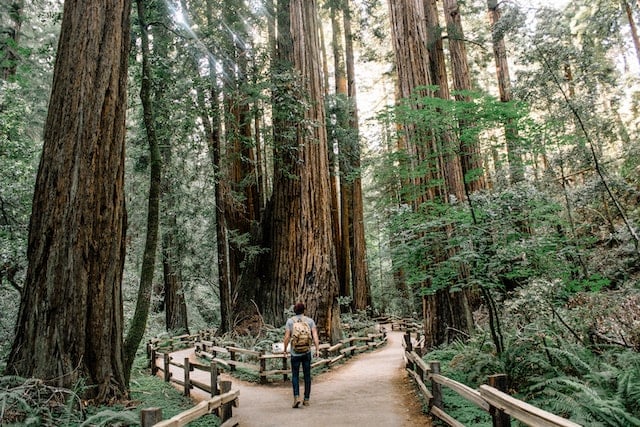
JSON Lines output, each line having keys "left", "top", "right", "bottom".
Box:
{"left": 303, "top": 400, "right": 310, "bottom": 406}
{"left": 292, "top": 398, "right": 300, "bottom": 408}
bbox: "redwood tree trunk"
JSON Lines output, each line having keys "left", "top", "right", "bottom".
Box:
{"left": 487, "top": 0, "right": 523, "bottom": 184}
{"left": 265, "top": 0, "right": 341, "bottom": 342}
{"left": 222, "top": 0, "right": 262, "bottom": 329}
{"left": 444, "top": 0, "right": 486, "bottom": 192}
{"left": 623, "top": 0, "right": 640, "bottom": 70}
{"left": 343, "top": 0, "right": 371, "bottom": 311}
{"left": 329, "top": 1, "right": 350, "bottom": 303}
{"left": 163, "top": 230, "right": 189, "bottom": 334}
{"left": 6, "top": 0, "right": 131, "bottom": 401}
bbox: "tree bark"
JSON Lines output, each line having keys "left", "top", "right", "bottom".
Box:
{"left": 123, "top": 0, "right": 162, "bottom": 384}
{"left": 265, "top": 0, "right": 341, "bottom": 342}
{"left": 343, "top": 0, "right": 371, "bottom": 311}
{"left": 329, "top": 0, "right": 350, "bottom": 304}
{"left": 487, "top": 0, "right": 523, "bottom": 184}
{"left": 424, "top": 0, "right": 465, "bottom": 203}
{"left": 622, "top": 0, "right": 640, "bottom": 70}
{"left": 163, "top": 229, "right": 189, "bottom": 334}
{"left": 222, "top": 0, "right": 262, "bottom": 330}
{"left": 6, "top": 0, "right": 131, "bottom": 402}
{"left": 200, "top": 0, "right": 231, "bottom": 334}
{"left": 444, "top": 0, "right": 486, "bottom": 192}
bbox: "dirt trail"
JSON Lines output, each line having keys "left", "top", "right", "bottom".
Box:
{"left": 168, "top": 329, "right": 432, "bottom": 427}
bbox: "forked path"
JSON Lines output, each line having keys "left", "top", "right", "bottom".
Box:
{"left": 171, "top": 329, "right": 432, "bottom": 427}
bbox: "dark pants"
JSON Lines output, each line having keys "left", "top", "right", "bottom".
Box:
{"left": 290, "top": 351, "right": 312, "bottom": 399}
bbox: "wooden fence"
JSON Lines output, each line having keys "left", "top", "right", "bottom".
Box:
{"left": 144, "top": 328, "right": 386, "bottom": 425}
{"left": 403, "top": 332, "right": 582, "bottom": 427}
{"left": 189, "top": 331, "right": 387, "bottom": 383}
{"left": 145, "top": 330, "right": 238, "bottom": 426}
{"left": 140, "top": 389, "right": 239, "bottom": 427}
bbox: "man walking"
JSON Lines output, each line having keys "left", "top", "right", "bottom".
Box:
{"left": 283, "top": 302, "right": 320, "bottom": 408}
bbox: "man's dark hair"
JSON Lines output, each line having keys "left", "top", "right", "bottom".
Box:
{"left": 293, "top": 302, "right": 305, "bottom": 315}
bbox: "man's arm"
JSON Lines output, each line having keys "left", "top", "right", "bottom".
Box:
{"left": 312, "top": 326, "right": 320, "bottom": 357}
{"left": 283, "top": 328, "right": 291, "bottom": 354}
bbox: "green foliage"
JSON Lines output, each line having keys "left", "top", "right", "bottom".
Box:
{"left": 424, "top": 278, "right": 640, "bottom": 426}
{"left": 80, "top": 410, "right": 139, "bottom": 427}
{"left": 129, "top": 373, "right": 221, "bottom": 427}
{"left": 422, "top": 344, "right": 493, "bottom": 426}
{"left": 563, "top": 273, "right": 611, "bottom": 296}
{"left": 0, "top": 376, "right": 86, "bottom": 426}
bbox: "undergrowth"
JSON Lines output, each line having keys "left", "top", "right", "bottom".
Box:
{"left": 422, "top": 283, "right": 640, "bottom": 427}
{"left": 0, "top": 353, "right": 222, "bottom": 426}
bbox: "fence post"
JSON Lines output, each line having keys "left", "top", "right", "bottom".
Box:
{"left": 404, "top": 332, "right": 415, "bottom": 371}
{"left": 430, "top": 361, "right": 443, "bottom": 410}
{"left": 259, "top": 351, "right": 267, "bottom": 385}
{"left": 163, "top": 353, "right": 171, "bottom": 382}
{"left": 403, "top": 332, "right": 413, "bottom": 352}
{"left": 150, "top": 348, "right": 157, "bottom": 375}
{"left": 219, "top": 380, "right": 233, "bottom": 422}
{"left": 229, "top": 349, "right": 236, "bottom": 372}
{"left": 140, "top": 407, "right": 162, "bottom": 427}
{"left": 184, "top": 358, "right": 191, "bottom": 397}
{"left": 488, "top": 374, "right": 511, "bottom": 427}
{"left": 210, "top": 361, "right": 219, "bottom": 397}
{"left": 415, "top": 357, "right": 424, "bottom": 383}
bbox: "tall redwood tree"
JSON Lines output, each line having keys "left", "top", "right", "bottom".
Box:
{"left": 6, "top": 0, "right": 131, "bottom": 401}
{"left": 263, "top": 0, "right": 341, "bottom": 342}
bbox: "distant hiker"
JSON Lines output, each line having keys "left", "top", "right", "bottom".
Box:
{"left": 283, "top": 302, "right": 320, "bottom": 408}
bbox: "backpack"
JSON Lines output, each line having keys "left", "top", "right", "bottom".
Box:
{"left": 291, "top": 316, "right": 312, "bottom": 353}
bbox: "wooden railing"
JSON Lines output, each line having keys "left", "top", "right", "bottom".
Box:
{"left": 144, "top": 328, "right": 386, "bottom": 425}
{"left": 140, "top": 389, "right": 239, "bottom": 427}
{"left": 145, "top": 330, "right": 238, "bottom": 426}
{"left": 192, "top": 331, "right": 387, "bottom": 383}
{"left": 403, "top": 332, "right": 582, "bottom": 427}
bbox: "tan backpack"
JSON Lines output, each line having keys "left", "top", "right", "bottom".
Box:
{"left": 291, "top": 316, "right": 311, "bottom": 353}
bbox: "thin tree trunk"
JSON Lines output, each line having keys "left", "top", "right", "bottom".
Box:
{"left": 6, "top": 0, "right": 131, "bottom": 401}
{"left": 444, "top": 0, "right": 486, "bottom": 192}
{"left": 330, "top": 2, "right": 351, "bottom": 303}
{"left": 163, "top": 228, "right": 189, "bottom": 333}
{"left": 622, "top": 0, "right": 640, "bottom": 70}
{"left": 123, "top": 0, "right": 162, "bottom": 384}
{"left": 425, "top": 0, "right": 465, "bottom": 203}
{"left": 201, "top": 0, "right": 231, "bottom": 334}
{"left": 343, "top": 0, "right": 371, "bottom": 310}
{"left": 487, "top": 0, "right": 523, "bottom": 184}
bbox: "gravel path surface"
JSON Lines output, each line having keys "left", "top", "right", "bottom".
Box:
{"left": 167, "top": 328, "right": 432, "bottom": 427}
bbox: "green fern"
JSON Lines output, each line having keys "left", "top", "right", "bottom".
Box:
{"left": 79, "top": 409, "right": 139, "bottom": 426}
{"left": 615, "top": 355, "right": 640, "bottom": 416}
{"left": 530, "top": 376, "right": 640, "bottom": 426}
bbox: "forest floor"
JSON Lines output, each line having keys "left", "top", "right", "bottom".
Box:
{"left": 166, "top": 327, "right": 432, "bottom": 427}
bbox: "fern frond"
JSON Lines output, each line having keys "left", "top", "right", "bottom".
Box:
{"left": 617, "top": 367, "right": 640, "bottom": 416}
{"left": 544, "top": 346, "right": 592, "bottom": 376}
{"left": 530, "top": 376, "right": 640, "bottom": 426}
{"left": 80, "top": 409, "right": 139, "bottom": 427}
